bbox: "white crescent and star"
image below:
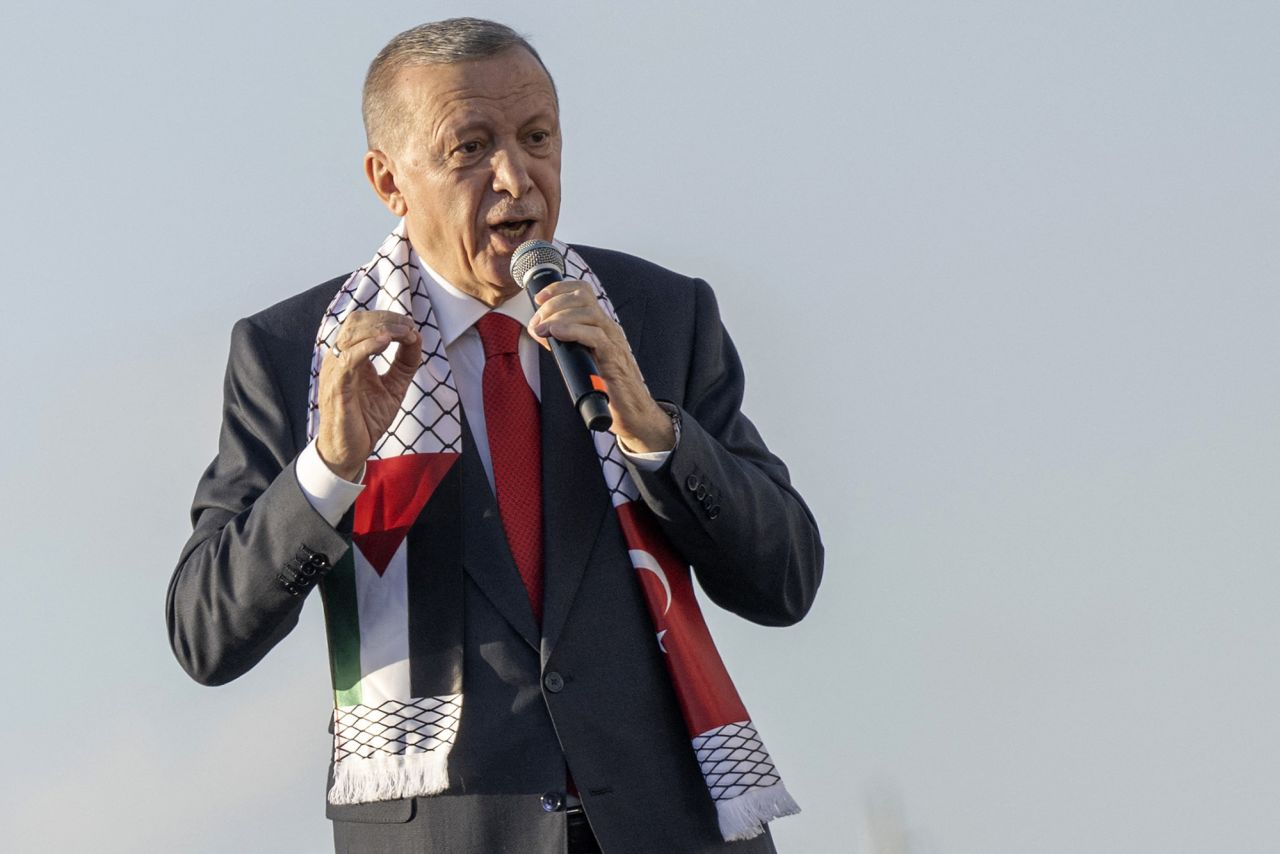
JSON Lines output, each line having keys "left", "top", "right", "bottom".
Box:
{"left": 628, "top": 549, "right": 672, "bottom": 614}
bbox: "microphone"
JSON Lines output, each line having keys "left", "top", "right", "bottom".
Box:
{"left": 510, "top": 240, "right": 613, "bottom": 432}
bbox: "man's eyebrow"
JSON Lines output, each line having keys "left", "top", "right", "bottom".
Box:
{"left": 520, "top": 110, "right": 558, "bottom": 126}
{"left": 432, "top": 116, "right": 492, "bottom": 143}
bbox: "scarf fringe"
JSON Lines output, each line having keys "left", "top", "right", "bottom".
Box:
{"left": 328, "top": 751, "right": 450, "bottom": 806}
{"left": 715, "top": 781, "right": 802, "bottom": 842}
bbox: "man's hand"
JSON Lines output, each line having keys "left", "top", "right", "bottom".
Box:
{"left": 529, "top": 281, "right": 676, "bottom": 453}
{"left": 316, "top": 311, "right": 422, "bottom": 480}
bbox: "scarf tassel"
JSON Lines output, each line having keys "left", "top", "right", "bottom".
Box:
{"left": 329, "top": 751, "right": 450, "bottom": 806}
{"left": 715, "top": 781, "right": 802, "bottom": 842}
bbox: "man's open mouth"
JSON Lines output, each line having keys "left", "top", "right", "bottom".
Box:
{"left": 491, "top": 219, "right": 535, "bottom": 239}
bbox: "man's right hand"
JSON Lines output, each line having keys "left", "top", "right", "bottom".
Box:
{"left": 316, "top": 310, "right": 422, "bottom": 481}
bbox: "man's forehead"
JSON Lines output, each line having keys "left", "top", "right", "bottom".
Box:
{"left": 390, "top": 53, "right": 556, "bottom": 140}
{"left": 394, "top": 52, "right": 555, "bottom": 108}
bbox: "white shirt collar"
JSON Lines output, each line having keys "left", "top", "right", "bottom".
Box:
{"left": 414, "top": 250, "right": 535, "bottom": 346}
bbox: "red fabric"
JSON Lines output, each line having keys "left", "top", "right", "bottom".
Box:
{"left": 476, "top": 314, "right": 545, "bottom": 625}
{"left": 352, "top": 453, "right": 459, "bottom": 575}
{"left": 615, "top": 501, "right": 750, "bottom": 736}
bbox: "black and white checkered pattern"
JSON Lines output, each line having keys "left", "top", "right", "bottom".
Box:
{"left": 307, "top": 226, "right": 462, "bottom": 455}
{"left": 561, "top": 246, "right": 643, "bottom": 508}
{"left": 333, "top": 695, "right": 462, "bottom": 763}
{"left": 692, "top": 721, "right": 783, "bottom": 801}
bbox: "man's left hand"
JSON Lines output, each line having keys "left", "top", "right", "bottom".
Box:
{"left": 529, "top": 280, "right": 676, "bottom": 453}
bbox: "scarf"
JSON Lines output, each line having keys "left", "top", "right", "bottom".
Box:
{"left": 307, "top": 222, "right": 799, "bottom": 841}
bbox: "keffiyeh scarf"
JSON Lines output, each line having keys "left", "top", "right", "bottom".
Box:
{"left": 308, "top": 222, "right": 798, "bottom": 840}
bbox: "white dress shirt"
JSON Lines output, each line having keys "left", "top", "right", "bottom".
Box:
{"left": 296, "top": 254, "right": 670, "bottom": 526}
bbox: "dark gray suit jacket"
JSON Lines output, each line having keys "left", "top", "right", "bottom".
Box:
{"left": 167, "top": 246, "right": 823, "bottom": 853}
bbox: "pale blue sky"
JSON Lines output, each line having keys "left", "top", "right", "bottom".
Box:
{"left": 2, "top": 1, "right": 1278, "bottom": 852}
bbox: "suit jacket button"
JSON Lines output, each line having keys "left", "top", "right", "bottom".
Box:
{"left": 685, "top": 474, "right": 700, "bottom": 492}
{"left": 541, "top": 791, "right": 566, "bottom": 812}
{"left": 708, "top": 505, "right": 721, "bottom": 520}
{"left": 695, "top": 484, "right": 708, "bottom": 500}
{"left": 544, "top": 671, "right": 565, "bottom": 693}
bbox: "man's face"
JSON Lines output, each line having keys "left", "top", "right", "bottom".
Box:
{"left": 374, "top": 48, "right": 562, "bottom": 305}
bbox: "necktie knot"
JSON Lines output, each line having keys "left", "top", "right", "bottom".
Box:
{"left": 476, "top": 313, "right": 523, "bottom": 359}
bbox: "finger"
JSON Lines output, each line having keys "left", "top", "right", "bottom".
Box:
{"left": 532, "top": 319, "right": 612, "bottom": 351}
{"left": 384, "top": 328, "right": 423, "bottom": 384}
{"left": 532, "top": 296, "right": 605, "bottom": 336}
{"left": 330, "top": 331, "right": 398, "bottom": 371}
{"left": 335, "top": 325, "right": 420, "bottom": 363}
{"left": 533, "top": 279, "right": 592, "bottom": 305}
{"left": 336, "top": 322, "right": 416, "bottom": 353}
{"left": 344, "top": 308, "right": 416, "bottom": 328}
{"left": 533, "top": 288, "right": 597, "bottom": 319}
{"left": 525, "top": 322, "right": 552, "bottom": 351}
{"left": 336, "top": 311, "right": 417, "bottom": 347}
{"left": 532, "top": 303, "right": 611, "bottom": 339}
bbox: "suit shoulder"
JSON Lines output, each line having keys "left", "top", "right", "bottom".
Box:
{"left": 570, "top": 245, "right": 708, "bottom": 303}
{"left": 235, "top": 273, "right": 351, "bottom": 343}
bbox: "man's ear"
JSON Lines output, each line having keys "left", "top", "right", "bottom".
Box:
{"left": 364, "top": 149, "right": 407, "bottom": 216}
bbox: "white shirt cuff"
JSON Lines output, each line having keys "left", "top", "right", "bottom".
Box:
{"left": 296, "top": 439, "right": 365, "bottom": 527}
{"left": 614, "top": 435, "right": 675, "bottom": 468}
{"left": 618, "top": 445, "right": 672, "bottom": 471}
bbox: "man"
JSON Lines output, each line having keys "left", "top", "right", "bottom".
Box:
{"left": 167, "top": 18, "right": 822, "bottom": 854}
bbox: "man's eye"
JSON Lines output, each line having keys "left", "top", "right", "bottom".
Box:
{"left": 526, "top": 131, "right": 550, "bottom": 145}
{"left": 455, "top": 141, "right": 484, "bottom": 156}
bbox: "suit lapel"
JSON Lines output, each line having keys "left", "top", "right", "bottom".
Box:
{"left": 606, "top": 288, "right": 644, "bottom": 357}
{"left": 539, "top": 346, "right": 611, "bottom": 655}
{"left": 459, "top": 415, "right": 540, "bottom": 651}
{"left": 456, "top": 263, "right": 647, "bottom": 657}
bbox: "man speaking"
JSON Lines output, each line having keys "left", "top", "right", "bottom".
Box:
{"left": 166, "top": 18, "right": 823, "bottom": 854}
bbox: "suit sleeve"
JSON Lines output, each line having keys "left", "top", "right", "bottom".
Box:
{"left": 625, "top": 278, "right": 824, "bottom": 626}
{"left": 166, "top": 317, "right": 350, "bottom": 686}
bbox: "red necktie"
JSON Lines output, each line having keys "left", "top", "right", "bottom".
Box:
{"left": 476, "top": 313, "right": 544, "bottom": 625}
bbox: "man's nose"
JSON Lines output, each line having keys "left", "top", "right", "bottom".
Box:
{"left": 490, "top": 145, "right": 533, "bottom": 197}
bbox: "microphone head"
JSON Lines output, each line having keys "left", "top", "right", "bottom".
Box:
{"left": 510, "top": 239, "right": 565, "bottom": 288}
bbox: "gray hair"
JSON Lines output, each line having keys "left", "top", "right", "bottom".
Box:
{"left": 362, "top": 18, "right": 555, "bottom": 152}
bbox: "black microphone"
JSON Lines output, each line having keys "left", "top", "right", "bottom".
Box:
{"left": 509, "top": 240, "right": 613, "bottom": 432}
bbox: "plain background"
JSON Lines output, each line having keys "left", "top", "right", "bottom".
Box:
{"left": 2, "top": 1, "right": 1277, "bottom": 852}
